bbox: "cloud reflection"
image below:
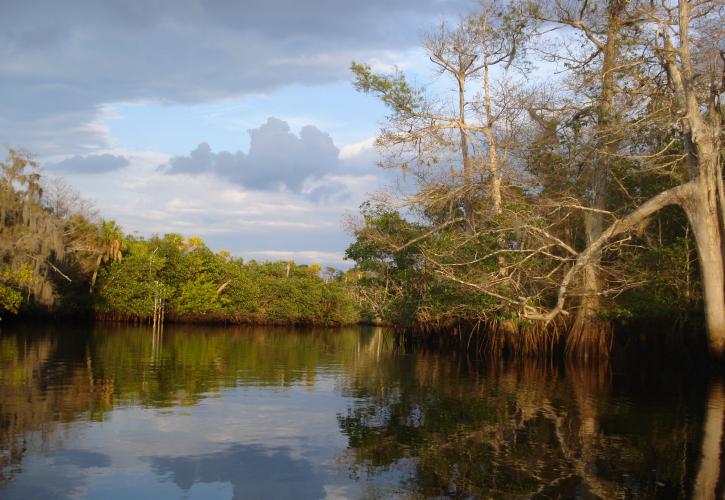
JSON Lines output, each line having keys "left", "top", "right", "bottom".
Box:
{"left": 147, "top": 443, "right": 326, "bottom": 500}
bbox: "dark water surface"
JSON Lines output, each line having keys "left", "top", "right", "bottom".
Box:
{"left": 0, "top": 324, "right": 723, "bottom": 499}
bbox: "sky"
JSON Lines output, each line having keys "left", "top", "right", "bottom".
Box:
{"left": 1, "top": 0, "right": 475, "bottom": 267}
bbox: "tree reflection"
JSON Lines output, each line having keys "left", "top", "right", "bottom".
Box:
{"left": 694, "top": 381, "right": 725, "bottom": 500}
{"left": 338, "top": 350, "right": 717, "bottom": 498}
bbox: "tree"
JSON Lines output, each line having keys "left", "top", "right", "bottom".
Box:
{"left": 0, "top": 149, "right": 68, "bottom": 309}
{"left": 89, "top": 219, "right": 123, "bottom": 293}
{"left": 348, "top": 0, "right": 724, "bottom": 358}
{"left": 0, "top": 264, "right": 33, "bottom": 318}
{"left": 519, "top": 0, "right": 637, "bottom": 354}
{"left": 527, "top": 0, "right": 725, "bottom": 357}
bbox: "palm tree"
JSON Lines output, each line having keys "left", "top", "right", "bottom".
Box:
{"left": 89, "top": 219, "right": 123, "bottom": 293}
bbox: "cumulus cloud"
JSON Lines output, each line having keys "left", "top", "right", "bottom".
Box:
{"left": 339, "top": 138, "right": 381, "bottom": 174}
{"left": 0, "top": 0, "right": 467, "bottom": 155}
{"left": 46, "top": 153, "right": 129, "bottom": 174}
{"left": 162, "top": 117, "right": 356, "bottom": 194}
{"left": 235, "top": 118, "right": 338, "bottom": 190}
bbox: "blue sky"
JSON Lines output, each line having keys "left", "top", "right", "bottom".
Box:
{"left": 104, "top": 82, "right": 390, "bottom": 155}
{"left": 1, "top": 0, "right": 473, "bottom": 267}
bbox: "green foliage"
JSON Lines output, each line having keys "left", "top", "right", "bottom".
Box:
{"left": 219, "top": 265, "right": 260, "bottom": 320}
{"left": 93, "top": 236, "right": 359, "bottom": 326}
{"left": 350, "top": 62, "right": 421, "bottom": 116}
{"left": 346, "top": 193, "right": 702, "bottom": 332}
{"left": 0, "top": 285, "right": 22, "bottom": 317}
{"left": 617, "top": 231, "right": 700, "bottom": 322}
{"left": 0, "top": 283, "right": 23, "bottom": 314}
{"left": 174, "top": 279, "right": 222, "bottom": 316}
{"left": 0, "top": 263, "right": 35, "bottom": 317}
{"left": 94, "top": 253, "right": 162, "bottom": 319}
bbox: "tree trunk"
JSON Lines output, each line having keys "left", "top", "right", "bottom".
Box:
{"left": 482, "top": 62, "right": 501, "bottom": 214}
{"left": 89, "top": 253, "right": 103, "bottom": 293}
{"left": 663, "top": 0, "right": 725, "bottom": 360}
{"left": 566, "top": 0, "right": 626, "bottom": 357}
{"left": 567, "top": 263, "right": 611, "bottom": 360}
{"left": 457, "top": 72, "right": 474, "bottom": 230}
{"left": 684, "top": 181, "right": 725, "bottom": 359}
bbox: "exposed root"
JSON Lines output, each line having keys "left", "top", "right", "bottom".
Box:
{"left": 565, "top": 298, "right": 612, "bottom": 361}
{"left": 398, "top": 316, "right": 566, "bottom": 358}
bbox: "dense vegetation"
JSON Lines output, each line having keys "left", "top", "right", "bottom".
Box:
{"left": 93, "top": 234, "right": 358, "bottom": 325}
{"left": 344, "top": 0, "right": 724, "bottom": 358}
{"left": 0, "top": 150, "right": 358, "bottom": 326}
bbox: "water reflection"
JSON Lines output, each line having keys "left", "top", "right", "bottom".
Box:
{"left": 147, "top": 444, "right": 326, "bottom": 499}
{"left": 0, "top": 324, "right": 722, "bottom": 498}
{"left": 693, "top": 381, "right": 725, "bottom": 500}
{"left": 50, "top": 449, "right": 112, "bottom": 469}
{"left": 338, "top": 347, "right": 721, "bottom": 498}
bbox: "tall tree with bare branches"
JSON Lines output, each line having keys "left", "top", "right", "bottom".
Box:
{"left": 347, "top": 0, "right": 724, "bottom": 359}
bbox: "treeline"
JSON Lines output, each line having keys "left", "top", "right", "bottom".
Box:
{"left": 0, "top": 150, "right": 358, "bottom": 326}
{"left": 344, "top": 0, "right": 723, "bottom": 358}
{"left": 93, "top": 234, "right": 359, "bottom": 325}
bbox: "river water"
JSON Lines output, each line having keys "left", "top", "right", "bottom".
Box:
{"left": 0, "top": 324, "right": 722, "bottom": 499}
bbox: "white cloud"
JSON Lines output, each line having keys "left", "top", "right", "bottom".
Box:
{"left": 338, "top": 137, "right": 376, "bottom": 161}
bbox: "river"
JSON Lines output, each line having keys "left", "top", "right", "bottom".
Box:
{"left": 0, "top": 324, "right": 722, "bottom": 499}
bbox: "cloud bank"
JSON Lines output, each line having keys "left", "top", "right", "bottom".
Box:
{"left": 46, "top": 154, "right": 129, "bottom": 174}
{"left": 1, "top": 0, "right": 465, "bottom": 155}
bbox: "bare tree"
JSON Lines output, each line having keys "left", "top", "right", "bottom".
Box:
{"left": 525, "top": 0, "right": 725, "bottom": 356}
{"left": 349, "top": 0, "right": 723, "bottom": 358}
